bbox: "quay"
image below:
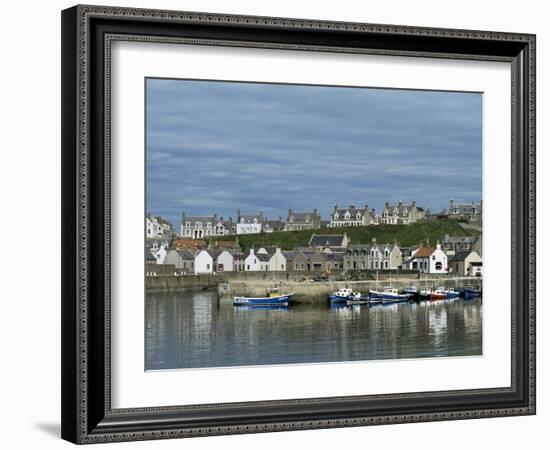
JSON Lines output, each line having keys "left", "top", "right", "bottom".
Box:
{"left": 217, "top": 277, "right": 482, "bottom": 304}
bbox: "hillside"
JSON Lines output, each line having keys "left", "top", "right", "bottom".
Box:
{"left": 207, "top": 218, "right": 478, "bottom": 250}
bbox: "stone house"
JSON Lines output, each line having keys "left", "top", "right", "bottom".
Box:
{"left": 164, "top": 249, "right": 195, "bottom": 272}
{"left": 181, "top": 213, "right": 218, "bottom": 239}
{"left": 442, "top": 199, "right": 482, "bottom": 224}
{"left": 146, "top": 215, "right": 170, "bottom": 238}
{"left": 344, "top": 240, "right": 402, "bottom": 270}
{"left": 380, "top": 200, "right": 425, "bottom": 225}
{"left": 441, "top": 234, "right": 476, "bottom": 255}
{"left": 329, "top": 203, "right": 373, "bottom": 227}
{"left": 214, "top": 217, "right": 234, "bottom": 236}
{"left": 448, "top": 250, "right": 482, "bottom": 276}
{"left": 284, "top": 209, "right": 320, "bottom": 231}
{"left": 308, "top": 233, "right": 349, "bottom": 249}
{"left": 263, "top": 218, "right": 286, "bottom": 233}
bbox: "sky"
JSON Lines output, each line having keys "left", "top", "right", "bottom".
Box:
{"left": 146, "top": 78, "right": 482, "bottom": 229}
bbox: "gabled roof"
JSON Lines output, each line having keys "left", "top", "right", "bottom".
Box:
{"left": 411, "top": 247, "right": 434, "bottom": 258}
{"left": 288, "top": 211, "right": 316, "bottom": 221}
{"left": 308, "top": 234, "right": 347, "bottom": 247}
{"left": 145, "top": 249, "right": 156, "bottom": 261}
{"left": 175, "top": 249, "right": 195, "bottom": 259}
{"left": 282, "top": 250, "right": 295, "bottom": 261}
{"left": 449, "top": 251, "right": 471, "bottom": 262}
{"left": 256, "top": 253, "right": 270, "bottom": 262}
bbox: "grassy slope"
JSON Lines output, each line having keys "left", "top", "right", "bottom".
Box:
{"left": 207, "top": 218, "right": 478, "bottom": 250}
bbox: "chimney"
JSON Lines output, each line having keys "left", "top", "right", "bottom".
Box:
{"left": 364, "top": 203, "right": 368, "bottom": 210}
{"left": 334, "top": 204, "right": 338, "bottom": 210}
{"left": 385, "top": 202, "right": 389, "bottom": 209}
{"left": 398, "top": 200, "right": 403, "bottom": 207}
{"left": 350, "top": 203, "right": 355, "bottom": 209}
{"left": 436, "top": 240, "right": 441, "bottom": 250}
{"left": 412, "top": 200, "right": 416, "bottom": 207}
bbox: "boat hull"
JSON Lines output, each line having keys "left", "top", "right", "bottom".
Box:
{"left": 329, "top": 295, "right": 350, "bottom": 305}
{"left": 234, "top": 293, "right": 293, "bottom": 306}
{"left": 463, "top": 289, "right": 481, "bottom": 299}
{"left": 429, "top": 293, "right": 447, "bottom": 301}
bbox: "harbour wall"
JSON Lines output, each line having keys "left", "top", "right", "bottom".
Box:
{"left": 217, "top": 277, "right": 483, "bottom": 304}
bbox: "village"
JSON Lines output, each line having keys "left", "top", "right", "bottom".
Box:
{"left": 145, "top": 199, "right": 483, "bottom": 281}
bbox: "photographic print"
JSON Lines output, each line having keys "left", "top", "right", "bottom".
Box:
{"left": 144, "top": 78, "right": 483, "bottom": 371}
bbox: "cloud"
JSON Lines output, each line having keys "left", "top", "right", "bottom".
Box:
{"left": 146, "top": 79, "right": 482, "bottom": 229}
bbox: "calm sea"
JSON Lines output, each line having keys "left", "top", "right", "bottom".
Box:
{"left": 145, "top": 290, "right": 482, "bottom": 370}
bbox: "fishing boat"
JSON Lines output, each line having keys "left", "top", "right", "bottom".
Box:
{"left": 441, "top": 287, "right": 461, "bottom": 299}
{"left": 403, "top": 285, "right": 419, "bottom": 301}
{"left": 463, "top": 287, "right": 482, "bottom": 299}
{"left": 429, "top": 288, "right": 447, "bottom": 301}
{"left": 418, "top": 288, "right": 432, "bottom": 301}
{"left": 234, "top": 287, "right": 293, "bottom": 306}
{"left": 329, "top": 288, "right": 361, "bottom": 305}
{"left": 369, "top": 287, "right": 409, "bottom": 303}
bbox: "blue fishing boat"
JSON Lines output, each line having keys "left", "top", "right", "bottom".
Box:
{"left": 369, "top": 287, "right": 409, "bottom": 303}
{"left": 329, "top": 288, "right": 361, "bottom": 305}
{"left": 441, "top": 287, "right": 461, "bottom": 299}
{"left": 234, "top": 288, "right": 293, "bottom": 306}
{"left": 463, "top": 287, "right": 482, "bottom": 299}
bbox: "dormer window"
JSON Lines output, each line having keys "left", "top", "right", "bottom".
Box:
{"left": 207, "top": 222, "right": 212, "bottom": 228}
{"left": 356, "top": 213, "right": 361, "bottom": 220}
{"left": 196, "top": 222, "right": 202, "bottom": 227}
{"left": 334, "top": 214, "right": 339, "bottom": 220}
{"left": 240, "top": 218, "right": 245, "bottom": 224}
{"left": 344, "top": 213, "right": 350, "bottom": 220}
{"left": 253, "top": 218, "right": 258, "bottom": 224}
{"left": 453, "top": 207, "right": 459, "bottom": 214}
{"left": 305, "top": 215, "right": 310, "bottom": 222}
{"left": 289, "top": 215, "right": 294, "bottom": 222}
{"left": 185, "top": 221, "right": 190, "bottom": 227}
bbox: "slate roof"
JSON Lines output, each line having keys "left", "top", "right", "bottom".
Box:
{"left": 383, "top": 202, "right": 415, "bottom": 214}
{"left": 256, "top": 253, "right": 270, "bottom": 262}
{"left": 288, "top": 211, "right": 316, "bottom": 221}
{"left": 449, "top": 251, "right": 475, "bottom": 262}
{"left": 263, "top": 219, "right": 285, "bottom": 230}
{"left": 332, "top": 204, "right": 369, "bottom": 216}
{"left": 308, "top": 234, "right": 347, "bottom": 247}
{"left": 183, "top": 215, "right": 216, "bottom": 223}
{"left": 282, "top": 250, "right": 295, "bottom": 261}
{"left": 443, "top": 202, "right": 482, "bottom": 215}
{"left": 175, "top": 249, "right": 195, "bottom": 260}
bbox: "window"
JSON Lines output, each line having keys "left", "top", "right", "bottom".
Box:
{"left": 196, "top": 222, "right": 202, "bottom": 227}
{"left": 247, "top": 265, "right": 250, "bottom": 270}
{"left": 253, "top": 218, "right": 258, "bottom": 224}
{"left": 384, "top": 261, "right": 388, "bottom": 269}
{"left": 185, "top": 221, "right": 190, "bottom": 227}
{"left": 207, "top": 222, "right": 212, "bottom": 228}
{"left": 306, "top": 215, "right": 310, "bottom": 222}
{"left": 435, "top": 262, "right": 442, "bottom": 270}
{"left": 344, "top": 213, "right": 350, "bottom": 220}
{"left": 206, "top": 264, "right": 210, "bottom": 270}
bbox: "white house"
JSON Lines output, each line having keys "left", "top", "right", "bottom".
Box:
{"left": 236, "top": 210, "right": 264, "bottom": 235}
{"left": 146, "top": 216, "right": 163, "bottom": 238}
{"left": 244, "top": 249, "right": 269, "bottom": 271}
{"left": 153, "top": 245, "right": 167, "bottom": 264}
{"left": 428, "top": 243, "right": 448, "bottom": 273}
{"left": 216, "top": 250, "right": 234, "bottom": 272}
{"left": 194, "top": 249, "right": 214, "bottom": 274}
{"left": 405, "top": 242, "right": 448, "bottom": 274}
{"left": 268, "top": 248, "right": 287, "bottom": 271}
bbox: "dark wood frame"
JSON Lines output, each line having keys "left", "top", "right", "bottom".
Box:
{"left": 61, "top": 4, "right": 536, "bottom": 444}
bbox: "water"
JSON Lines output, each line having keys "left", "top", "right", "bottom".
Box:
{"left": 145, "top": 290, "right": 482, "bottom": 370}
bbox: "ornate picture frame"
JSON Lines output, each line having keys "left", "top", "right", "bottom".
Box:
{"left": 61, "top": 4, "right": 535, "bottom": 444}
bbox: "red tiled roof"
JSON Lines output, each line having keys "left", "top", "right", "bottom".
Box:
{"left": 411, "top": 247, "right": 434, "bottom": 258}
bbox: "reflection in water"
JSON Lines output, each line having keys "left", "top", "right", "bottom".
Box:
{"left": 145, "top": 291, "right": 482, "bottom": 370}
